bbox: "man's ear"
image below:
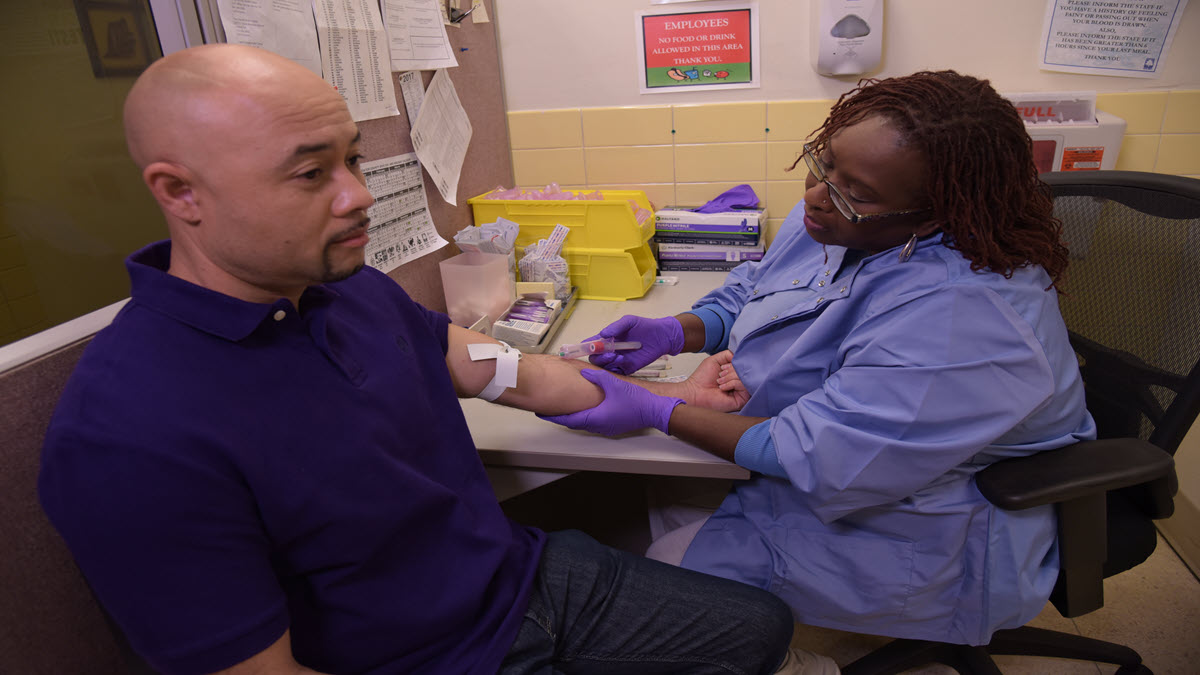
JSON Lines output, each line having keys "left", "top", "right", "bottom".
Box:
{"left": 143, "top": 162, "right": 201, "bottom": 225}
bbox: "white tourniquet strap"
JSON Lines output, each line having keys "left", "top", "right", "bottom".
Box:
{"left": 467, "top": 341, "right": 520, "bottom": 401}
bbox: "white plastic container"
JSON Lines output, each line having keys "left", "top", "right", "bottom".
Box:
{"left": 439, "top": 252, "right": 514, "bottom": 327}
{"left": 1003, "top": 91, "right": 1126, "bottom": 172}
{"left": 1024, "top": 110, "right": 1127, "bottom": 173}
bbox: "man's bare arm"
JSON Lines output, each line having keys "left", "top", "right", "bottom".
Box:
{"left": 447, "top": 327, "right": 752, "bottom": 417}
{"left": 207, "top": 630, "right": 329, "bottom": 675}
{"left": 445, "top": 324, "right": 603, "bottom": 415}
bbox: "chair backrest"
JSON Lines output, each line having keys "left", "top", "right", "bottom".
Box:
{"left": 1046, "top": 170, "right": 1200, "bottom": 457}
{"left": 1045, "top": 170, "right": 1200, "bottom": 525}
{"left": 0, "top": 336, "right": 133, "bottom": 674}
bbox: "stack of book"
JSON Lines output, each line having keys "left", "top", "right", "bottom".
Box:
{"left": 653, "top": 206, "right": 766, "bottom": 271}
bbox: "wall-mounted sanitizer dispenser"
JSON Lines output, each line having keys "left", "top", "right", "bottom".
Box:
{"left": 811, "top": 0, "right": 883, "bottom": 76}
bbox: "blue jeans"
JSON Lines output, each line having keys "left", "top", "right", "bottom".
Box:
{"left": 500, "top": 530, "right": 792, "bottom": 674}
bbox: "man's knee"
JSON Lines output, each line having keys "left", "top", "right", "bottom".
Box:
{"left": 751, "top": 586, "right": 795, "bottom": 660}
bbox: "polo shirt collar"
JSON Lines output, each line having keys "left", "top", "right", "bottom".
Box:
{"left": 126, "top": 240, "right": 338, "bottom": 342}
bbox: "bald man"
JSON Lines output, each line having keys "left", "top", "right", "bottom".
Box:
{"left": 37, "top": 45, "right": 809, "bottom": 675}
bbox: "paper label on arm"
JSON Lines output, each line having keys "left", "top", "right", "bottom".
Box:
{"left": 467, "top": 342, "right": 519, "bottom": 400}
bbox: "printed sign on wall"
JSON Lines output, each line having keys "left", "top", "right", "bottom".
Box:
{"left": 1038, "top": 0, "right": 1189, "bottom": 78}
{"left": 636, "top": 1, "right": 760, "bottom": 93}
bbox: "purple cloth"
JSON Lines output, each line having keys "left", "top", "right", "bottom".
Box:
{"left": 691, "top": 183, "right": 760, "bottom": 213}
{"left": 39, "top": 241, "right": 543, "bottom": 675}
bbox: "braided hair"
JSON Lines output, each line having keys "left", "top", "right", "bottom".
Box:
{"left": 794, "top": 70, "right": 1069, "bottom": 287}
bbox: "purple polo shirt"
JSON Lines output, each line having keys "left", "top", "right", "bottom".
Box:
{"left": 39, "top": 241, "right": 544, "bottom": 674}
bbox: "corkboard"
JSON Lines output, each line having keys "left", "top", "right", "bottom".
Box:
{"left": 357, "top": 0, "right": 512, "bottom": 313}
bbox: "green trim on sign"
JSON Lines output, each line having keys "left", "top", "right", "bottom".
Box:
{"left": 645, "top": 63, "right": 751, "bottom": 88}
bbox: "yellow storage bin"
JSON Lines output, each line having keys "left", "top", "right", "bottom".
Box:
{"left": 566, "top": 244, "right": 657, "bottom": 301}
{"left": 516, "top": 242, "right": 657, "bottom": 301}
{"left": 468, "top": 189, "right": 655, "bottom": 251}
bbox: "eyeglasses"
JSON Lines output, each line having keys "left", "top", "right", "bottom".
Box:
{"left": 802, "top": 144, "right": 930, "bottom": 224}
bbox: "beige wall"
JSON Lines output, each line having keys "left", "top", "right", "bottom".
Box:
{"left": 493, "top": 1, "right": 1200, "bottom": 110}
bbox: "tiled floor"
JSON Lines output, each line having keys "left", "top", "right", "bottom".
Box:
{"left": 792, "top": 532, "right": 1200, "bottom": 674}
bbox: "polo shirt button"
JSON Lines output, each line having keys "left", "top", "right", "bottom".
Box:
{"left": 824, "top": 270, "right": 831, "bottom": 276}
{"left": 273, "top": 310, "right": 286, "bottom": 321}
{"left": 816, "top": 297, "right": 824, "bottom": 304}
{"left": 840, "top": 286, "right": 847, "bottom": 293}
{"left": 772, "top": 315, "right": 778, "bottom": 319}
{"left": 791, "top": 280, "right": 799, "bottom": 285}
{"left": 818, "top": 280, "right": 825, "bottom": 287}
{"left": 753, "top": 289, "right": 760, "bottom": 295}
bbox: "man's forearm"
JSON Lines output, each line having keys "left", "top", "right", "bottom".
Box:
{"left": 209, "top": 631, "right": 331, "bottom": 675}
{"left": 632, "top": 350, "right": 744, "bottom": 411}
{"left": 494, "top": 355, "right": 713, "bottom": 416}
{"left": 635, "top": 377, "right": 691, "bottom": 401}
{"left": 493, "top": 354, "right": 604, "bottom": 415}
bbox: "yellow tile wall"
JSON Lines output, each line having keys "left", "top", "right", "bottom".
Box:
{"left": 1099, "top": 89, "right": 1200, "bottom": 178}
{"left": 582, "top": 107, "right": 673, "bottom": 146}
{"left": 510, "top": 147, "right": 586, "bottom": 187}
{"left": 585, "top": 146, "right": 674, "bottom": 184}
{"left": 508, "top": 109, "right": 582, "bottom": 150}
{"left": 505, "top": 89, "right": 1200, "bottom": 247}
{"left": 673, "top": 102, "right": 766, "bottom": 143}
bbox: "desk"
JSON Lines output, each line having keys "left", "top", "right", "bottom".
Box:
{"left": 462, "top": 272, "right": 751, "bottom": 500}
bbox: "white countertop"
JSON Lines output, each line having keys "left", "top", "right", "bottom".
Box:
{"left": 464, "top": 272, "right": 751, "bottom": 496}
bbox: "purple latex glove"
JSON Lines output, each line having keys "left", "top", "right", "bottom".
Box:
{"left": 539, "top": 369, "right": 684, "bottom": 436}
{"left": 587, "top": 315, "right": 684, "bottom": 375}
{"left": 692, "top": 183, "right": 759, "bottom": 213}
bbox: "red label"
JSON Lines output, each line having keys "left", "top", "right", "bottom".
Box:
{"left": 1061, "top": 147, "right": 1104, "bottom": 171}
{"left": 642, "top": 10, "right": 751, "bottom": 69}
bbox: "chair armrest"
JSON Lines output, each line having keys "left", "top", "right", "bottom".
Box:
{"left": 975, "top": 438, "right": 1174, "bottom": 511}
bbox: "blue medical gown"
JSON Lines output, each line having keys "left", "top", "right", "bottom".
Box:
{"left": 680, "top": 202, "right": 1096, "bottom": 646}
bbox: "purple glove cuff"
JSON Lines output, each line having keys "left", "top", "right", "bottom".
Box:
{"left": 652, "top": 396, "right": 685, "bottom": 435}
{"left": 662, "top": 316, "right": 685, "bottom": 356}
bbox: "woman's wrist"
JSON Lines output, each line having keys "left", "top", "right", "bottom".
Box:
{"left": 676, "top": 312, "right": 708, "bottom": 353}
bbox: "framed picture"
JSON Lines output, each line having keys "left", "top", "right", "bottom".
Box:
{"left": 73, "top": 0, "right": 161, "bottom": 78}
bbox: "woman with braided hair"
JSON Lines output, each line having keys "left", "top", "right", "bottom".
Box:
{"left": 540, "top": 70, "right": 1096, "bottom": 647}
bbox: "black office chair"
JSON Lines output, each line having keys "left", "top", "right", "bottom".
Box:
{"left": 842, "top": 170, "right": 1200, "bottom": 675}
